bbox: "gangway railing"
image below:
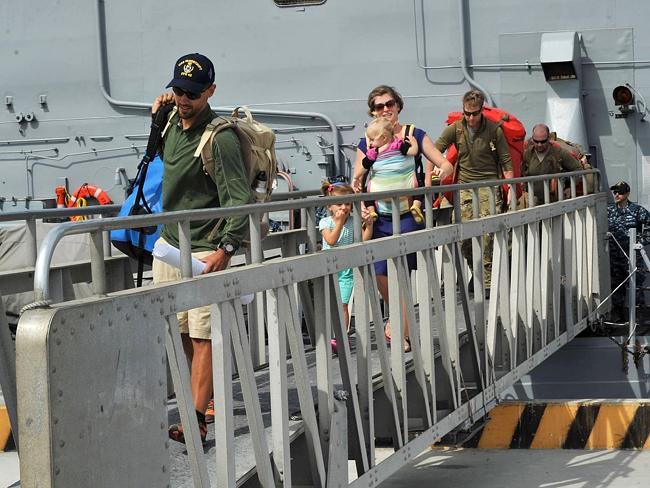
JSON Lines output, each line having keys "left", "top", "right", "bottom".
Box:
{"left": 29, "top": 189, "right": 319, "bottom": 303}
{"left": 0, "top": 191, "right": 315, "bottom": 455}
{"left": 0, "top": 204, "right": 121, "bottom": 265}
{"left": 13, "top": 170, "right": 607, "bottom": 488}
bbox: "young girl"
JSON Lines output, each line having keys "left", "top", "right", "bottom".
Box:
{"left": 353, "top": 117, "right": 424, "bottom": 224}
{"left": 319, "top": 181, "right": 374, "bottom": 350}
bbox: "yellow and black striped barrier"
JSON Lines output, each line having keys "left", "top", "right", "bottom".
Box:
{"left": 0, "top": 405, "right": 13, "bottom": 451}
{"left": 462, "top": 401, "right": 650, "bottom": 449}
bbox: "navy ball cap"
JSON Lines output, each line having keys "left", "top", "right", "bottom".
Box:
{"left": 166, "top": 53, "right": 215, "bottom": 93}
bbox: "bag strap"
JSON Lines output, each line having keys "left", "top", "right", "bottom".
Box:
{"left": 193, "top": 116, "right": 238, "bottom": 183}
{"left": 450, "top": 121, "right": 465, "bottom": 184}
{"left": 484, "top": 120, "right": 503, "bottom": 174}
{"left": 232, "top": 105, "right": 254, "bottom": 123}
{"left": 403, "top": 124, "right": 425, "bottom": 185}
{"left": 231, "top": 106, "right": 270, "bottom": 165}
{"left": 131, "top": 104, "right": 177, "bottom": 216}
{"left": 454, "top": 119, "right": 469, "bottom": 156}
{"left": 161, "top": 106, "right": 178, "bottom": 139}
{"left": 402, "top": 124, "right": 415, "bottom": 139}
{"left": 129, "top": 104, "right": 176, "bottom": 288}
{"left": 193, "top": 117, "right": 231, "bottom": 242}
{"left": 454, "top": 120, "right": 466, "bottom": 145}
{"left": 194, "top": 116, "right": 247, "bottom": 241}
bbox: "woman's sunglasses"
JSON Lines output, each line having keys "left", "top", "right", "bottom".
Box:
{"left": 373, "top": 100, "right": 396, "bottom": 112}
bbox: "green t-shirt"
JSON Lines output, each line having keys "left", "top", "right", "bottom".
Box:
{"left": 161, "top": 105, "right": 252, "bottom": 251}
{"left": 521, "top": 143, "right": 583, "bottom": 202}
{"left": 435, "top": 117, "right": 513, "bottom": 183}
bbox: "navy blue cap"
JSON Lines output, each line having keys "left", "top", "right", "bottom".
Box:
{"left": 610, "top": 180, "right": 630, "bottom": 193}
{"left": 166, "top": 53, "right": 215, "bottom": 93}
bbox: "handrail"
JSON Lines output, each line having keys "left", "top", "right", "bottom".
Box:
{"left": 0, "top": 190, "right": 312, "bottom": 291}
{"left": 32, "top": 169, "right": 600, "bottom": 302}
{"left": 0, "top": 204, "right": 121, "bottom": 222}
{"left": 0, "top": 190, "right": 318, "bottom": 222}
{"left": 0, "top": 205, "right": 121, "bottom": 268}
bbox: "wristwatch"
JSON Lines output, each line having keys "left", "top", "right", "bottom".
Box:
{"left": 219, "top": 242, "right": 236, "bottom": 256}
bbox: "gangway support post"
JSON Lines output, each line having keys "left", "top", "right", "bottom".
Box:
{"left": 249, "top": 211, "right": 267, "bottom": 367}
{"left": 165, "top": 314, "right": 211, "bottom": 487}
{"left": 629, "top": 228, "right": 637, "bottom": 346}
{"left": 326, "top": 391, "right": 348, "bottom": 488}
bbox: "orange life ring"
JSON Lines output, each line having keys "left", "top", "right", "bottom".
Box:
{"left": 67, "top": 183, "right": 112, "bottom": 221}
{"left": 67, "top": 183, "right": 112, "bottom": 207}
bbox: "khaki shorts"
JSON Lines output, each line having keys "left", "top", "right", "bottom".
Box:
{"left": 152, "top": 237, "right": 224, "bottom": 340}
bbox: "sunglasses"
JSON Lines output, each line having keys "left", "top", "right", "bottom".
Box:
{"left": 373, "top": 99, "right": 396, "bottom": 112}
{"left": 532, "top": 138, "right": 549, "bottom": 145}
{"left": 612, "top": 190, "right": 627, "bottom": 195}
{"left": 172, "top": 86, "right": 204, "bottom": 100}
{"left": 328, "top": 175, "right": 348, "bottom": 184}
{"left": 463, "top": 108, "right": 482, "bottom": 117}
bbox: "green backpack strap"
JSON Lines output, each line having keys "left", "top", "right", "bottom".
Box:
{"left": 487, "top": 120, "right": 503, "bottom": 169}
{"left": 449, "top": 120, "right": 465, "bottom": 184}
{"left": 454, "top": 119, "right": 468, "bottom": 158}
{"left": 454, "top": 120, "right": 464, "bottom": 144}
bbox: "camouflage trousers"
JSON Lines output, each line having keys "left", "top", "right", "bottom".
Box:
{"left": 455, "top": 187, "right": 504, "bottom": 289}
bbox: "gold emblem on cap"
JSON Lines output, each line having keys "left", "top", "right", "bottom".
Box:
{"left": 178, "top": 58, "right": 204, "bottom": 78}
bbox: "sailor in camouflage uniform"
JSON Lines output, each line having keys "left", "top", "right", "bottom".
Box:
{"left": 434, "top": 90, "right": 513, "bottom": 291}
{"left": 607, "top": 180, "right": 650, "bottom": 315}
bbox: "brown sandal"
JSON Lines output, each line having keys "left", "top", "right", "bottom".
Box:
{"left": 169, "top": 410, "right": 208, "bottom": 444}
{"left": 205, "top": 399, "right": 215, "bottom": 424}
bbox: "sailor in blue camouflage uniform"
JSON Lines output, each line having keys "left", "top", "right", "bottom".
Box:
{"left": 607, "top": 180, "right": 650, "bottom": 317}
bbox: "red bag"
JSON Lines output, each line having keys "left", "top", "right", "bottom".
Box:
{"left": 436, "top": 106, "right": 525, "bottom": 205}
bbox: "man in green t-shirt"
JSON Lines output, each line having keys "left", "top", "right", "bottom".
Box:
{"left": 520, "top": 124, "right": 584, "bottom": 205}
{"left": 152, "top": 53, "right": 252, "bottom": 444}
{"left": 435, "top": 90, "right": 513, "bottom": 292}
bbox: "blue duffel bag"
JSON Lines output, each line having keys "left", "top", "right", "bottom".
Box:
{"left": 110, "top": 155, "right": 163, "bottom": 266}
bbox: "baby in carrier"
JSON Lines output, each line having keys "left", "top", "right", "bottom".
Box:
{"left": 355, "top": 118, "right": 424, "bottom": 223}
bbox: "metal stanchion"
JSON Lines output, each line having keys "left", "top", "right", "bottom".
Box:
{"left": 629, "top": 228, "right": 637, "bottom": 346}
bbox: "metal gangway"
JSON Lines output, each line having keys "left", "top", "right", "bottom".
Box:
{"left": 4, "top": 170, "right": 606, "bottom": 487}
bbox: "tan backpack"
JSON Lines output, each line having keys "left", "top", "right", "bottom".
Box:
{"left": 194, "top": 106, "right": 278, "bottom": 203}
{"left": 163, "top": 105, "right": 278, "bottom": 203}
{"left": 548, "top": 132, "right": 594, "bottom": 195}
